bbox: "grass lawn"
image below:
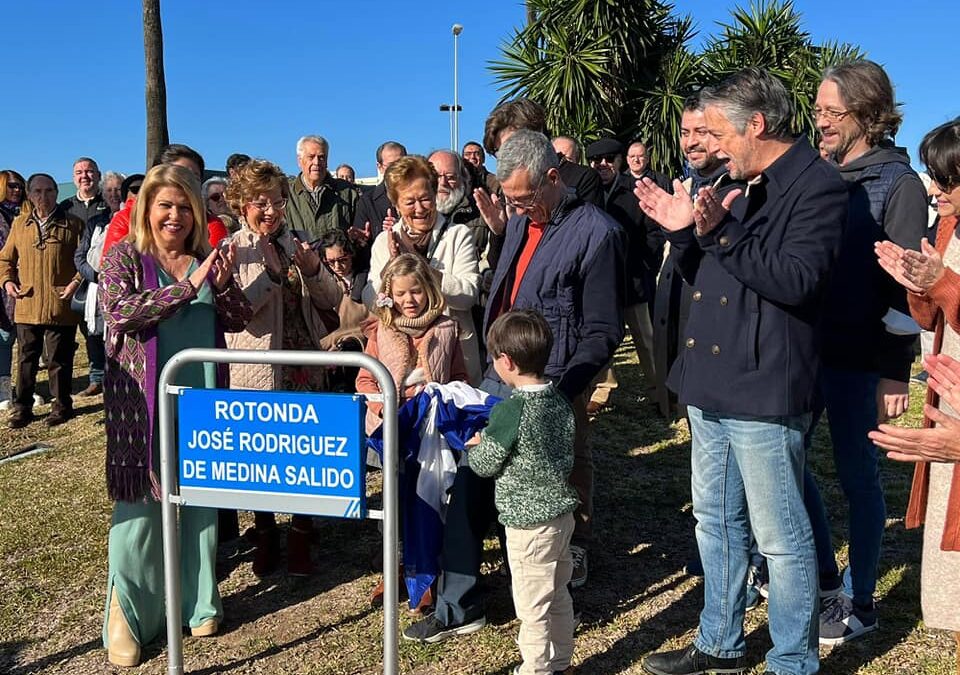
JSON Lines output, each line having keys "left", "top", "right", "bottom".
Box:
{"left": 0, "top": 338, "right": 955, "bottom": 674}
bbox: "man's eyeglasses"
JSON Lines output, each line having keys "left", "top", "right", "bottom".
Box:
{"left": 812, "top": 108, "right": 850, "bottom": 123}
{"left": 436, "top": 173, "right": 459, "bottom": 184}
{"left": 325, "top": 255, "right": 352, "bottom": 267}
{"left": 503, "top": 176, "right": 546, "bottom": 211}
{"left": 929, "top": 170, "right": 960, "bottom": 193}
{"left": 248, "top": 198, "right": 287, "bottom": 213}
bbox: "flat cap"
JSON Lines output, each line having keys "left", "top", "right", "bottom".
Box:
{"left": 585, "top": 137, "right": 624, "bottom": 159}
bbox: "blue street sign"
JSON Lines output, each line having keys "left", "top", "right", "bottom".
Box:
{"left": 176, "top": 388, "right": 366, "bottom": 519}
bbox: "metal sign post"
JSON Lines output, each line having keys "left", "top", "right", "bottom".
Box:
{"left": 157, "top": 348, "right": 399, "bottom": 675}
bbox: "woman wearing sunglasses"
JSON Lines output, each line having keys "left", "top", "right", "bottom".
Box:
{"left": 874, "top": 118, "right": 960, "bottom": 658}
{"left": 202, "top": 176, "right": 238, "bottom": 233}
{"left": 0, "top": 170, "right": 27, "bottom": 405}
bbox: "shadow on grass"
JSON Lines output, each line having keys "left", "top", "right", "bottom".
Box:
{"left": 4, "top": 637, "right": 101, "bottom": 675}
{"left": 190, "top": 606, "right": 375, "bottom": 674}
{"left": 216, "top": 517, "right": 378, "bottom": 632}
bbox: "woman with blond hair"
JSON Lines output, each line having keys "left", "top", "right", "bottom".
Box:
{"left": 98, "top": 163, "right": 251, "bottom": 667}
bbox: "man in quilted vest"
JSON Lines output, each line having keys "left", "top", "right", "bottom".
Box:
{"left": 807, "top": 59, "right": 929, "bottom": 644}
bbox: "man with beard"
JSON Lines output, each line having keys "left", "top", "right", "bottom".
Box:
{"left": 430, "top": 149, "right": 491, "bottom": 361}
{"left": 636, "top": 68, "right": 847, "bottom": 675}
{"left": 804, "top": 60, "right": 927, "bottom": 645}
{"left": 653, "top": 93, "right": 731, "bottom": 419}
{"left": 584, "top": 137, "right": 663, "bottom": 414}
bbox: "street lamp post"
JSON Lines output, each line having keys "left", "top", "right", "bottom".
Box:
{"left": 452, "top": 23, "right": 463, "bottom": 152}
{"left": 439, "top": 104, "right": 462, "bottom": 150}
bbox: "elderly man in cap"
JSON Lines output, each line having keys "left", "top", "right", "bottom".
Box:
{"left": 584, "top": 137, "right": 666, "bottom": 413}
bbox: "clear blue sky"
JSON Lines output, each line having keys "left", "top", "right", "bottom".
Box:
{"left": 3, "top": 1, "right": 956, "bottom": 183}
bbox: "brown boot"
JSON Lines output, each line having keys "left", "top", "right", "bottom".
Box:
{"left": 107, "top": 589, "right": 140, "bottom": 667}
{"left": 287, "top": 526, "right": 314, "bottom": 576}
{"left": 370, "top": 565, "right": 406, "bottom": 608}
{"left": 252, "top": 526, "right": 280, "bottom": 577}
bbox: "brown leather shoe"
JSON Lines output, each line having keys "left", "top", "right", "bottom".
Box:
{"left": 370, "top": 565, "right": 406, "bottom": 608}
{"left": 8, "top": 411, "right": 34, "bottom": 429}
{"left": 45, "top": 409, "right": 73, "bottom": 427}
{"left": 585, "top": 400, "right": 604, "bottom": 415}
{"left": 79, "top": 382, "right": 103, "bottom": 397}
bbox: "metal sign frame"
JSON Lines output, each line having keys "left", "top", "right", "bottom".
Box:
{"left": 158, "top": 348, "right": 399, "bottom": 675}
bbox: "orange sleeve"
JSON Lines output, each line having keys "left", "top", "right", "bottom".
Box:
{"left": 207, "top": 215, "right": 228, "bottom": 247}
{"left": 911, "top": 216, "right": 960, "bottom": 333}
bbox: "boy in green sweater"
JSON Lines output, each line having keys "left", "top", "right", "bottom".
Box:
{"left": 467, "top": 310, "right": 578, "bottom": 675}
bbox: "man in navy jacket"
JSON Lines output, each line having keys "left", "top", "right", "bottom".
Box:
{"left": 404, "top": 129, "right": 624, "bottom": 645}
{"left": 637, "top": 69, "right": 847, "bottom": 675}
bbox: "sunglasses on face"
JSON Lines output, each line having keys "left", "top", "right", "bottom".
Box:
{"left": 129, "top": 184, "right": 142, "bottom": 195}
{"left": 208, "top": 192, "right": 224, "bottom": 202}
{"left": 590, "top": 154, "right": 618, "bottom": 165}
{"left": 930, "top": 170, "right": 960, "bottom": 193}
{"left": 7, "top": 183, "right": 23, "bottom": 191}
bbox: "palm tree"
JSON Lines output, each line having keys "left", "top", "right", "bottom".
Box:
{"left": 491, "top": 0, "right": 865, "bottom": 176}
{"left": 143, "top": 0, "right": 169, "bottom": 168}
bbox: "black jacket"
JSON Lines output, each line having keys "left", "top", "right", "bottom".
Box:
{"left": 60, "top": 192, "right": 110, "bottom": 226}
{"left": 605, "top": 171, "right": 668, "bottom": 305}
{"left": 665, "top": 138, "right": 848, "bottom": 417}
{"left": 352, "top": 182, "right": 392, "bottom": 239}
{"left": 818, "top": 144, "right": 928, "bottom": 381}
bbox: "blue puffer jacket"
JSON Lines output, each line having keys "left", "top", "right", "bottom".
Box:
{"left": 483, "top": 192, "right": 626, "bottom": 400}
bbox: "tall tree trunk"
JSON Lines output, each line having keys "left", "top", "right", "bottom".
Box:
{"left": 143, "top": 0, "right": 169, "bottom": 168}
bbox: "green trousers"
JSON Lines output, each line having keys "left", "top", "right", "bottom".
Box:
{"left": 102, "top": 500, "right": 222, "bottom": 648}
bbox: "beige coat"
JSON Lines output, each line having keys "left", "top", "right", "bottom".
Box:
{"left": 226, "top": 226, "right": 341, "bottom": 390}
{"left": 0, "top": 208, "right": 83, "bottom": 326}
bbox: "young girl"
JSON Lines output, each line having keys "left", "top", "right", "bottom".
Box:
{"left": 356, "top": 253, "right": 468, "bottom": 436}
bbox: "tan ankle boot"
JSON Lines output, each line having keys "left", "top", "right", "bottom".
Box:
{"left": 107, "top": 589, "right": 140, "bottom": 667}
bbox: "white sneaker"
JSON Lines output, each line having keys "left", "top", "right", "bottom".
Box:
{"left": 33, "top": 393, "right": 45, "bottom": 407}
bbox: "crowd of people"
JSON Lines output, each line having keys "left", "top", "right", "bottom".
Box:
{"left": 2, "top": 58, "right": 960, "bottom": 675}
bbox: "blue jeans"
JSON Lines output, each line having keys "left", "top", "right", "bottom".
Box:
{"left": 689, "top": 406, "right": 818, "bottom": 675}
{"left": 803, "top": 366, "right": 885, "bottom": 606}
{"left": 80, "top": 322, "right": 105, "bottom": 385}
{"left": 0, "top": 326, "right": 13, "bottom": 378}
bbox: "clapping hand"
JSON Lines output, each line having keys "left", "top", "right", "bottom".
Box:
{"left": 210, "top": 242, "right": 237, "bottom": 290}
{"left": 875, "top": 238, "right": 944, "bottom": 294}
{"left": 901, "top": 238, "right": 946, "bottom": 292}
{"left": 474, "top": 188, "right": 506, "bottom": 235}
{"left": 382, "top": 208, "right": 400, "bottom": 259}
{"left": 634, "top": 178, "right": 695, "bottom": 232}
{"left": 292, "top": 237, "right": 321, "bottom": 277}
{"left": 870, "top": 354, "right": 960, "bottom": 463}
{"left": 258, "top": 235, "right": 284, "bottom": 276}
{"left": 348, "top": 221, "right": 372, "bottom": 245}
{"left": 693, "top": 186, "right": 742, "bottom": 236}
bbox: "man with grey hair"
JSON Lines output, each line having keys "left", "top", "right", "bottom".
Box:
{"left": 285, "top": 135, "right": 358, "bottom": 240}
{"left": 428, "top": 149, "right": 486, "bottom": 260}
{"left": 405, "top": 129, "right": 625, "bottom": 644}
{"left": 551, "top": 135, "right": 580, "bottom": 163}
{"left": 636, "top": 68, "right": 847, "bottom": 675}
